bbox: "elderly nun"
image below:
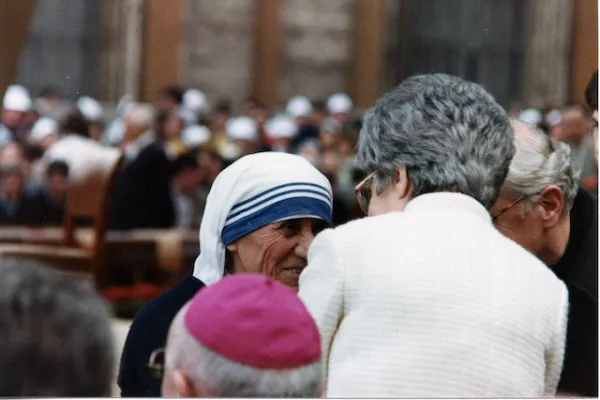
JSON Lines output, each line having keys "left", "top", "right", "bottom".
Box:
{"left": 118, "top": 152, "right": 333, "bottom": 397}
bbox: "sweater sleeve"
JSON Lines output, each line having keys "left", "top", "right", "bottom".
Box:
{"left": 544, "top": 282, "right": 569, "bottom": 396}
{"left": 298, "top": 229, "right": 344, "bottom": 386}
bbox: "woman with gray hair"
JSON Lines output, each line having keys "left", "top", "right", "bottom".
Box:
{"left": 299, "top": 73, "right": 569, "bottom": 397}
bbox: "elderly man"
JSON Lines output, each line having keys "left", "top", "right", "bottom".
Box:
{"left": 299, "top": 74, "right": 568, "bottom": 397}
{"left": 0, "top": 257, "right": 114, "bottom": 396}
{"left": 491, "top": 119, "right": 598, "bottom": 396}
{"left": 163, "top": 274, "right": 322, "bottom": 397}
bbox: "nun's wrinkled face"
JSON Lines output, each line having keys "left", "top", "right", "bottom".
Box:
{"left": 226, "top": 218, "right": 329, "bottom": 291}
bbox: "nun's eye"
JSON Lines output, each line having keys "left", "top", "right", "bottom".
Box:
{"left": 278, "top": 220, "right": 302, "bottom": 236}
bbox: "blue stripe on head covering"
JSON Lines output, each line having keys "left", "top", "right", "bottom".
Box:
{"left": 221, "top": 196, "right": 332, "bottom": 245}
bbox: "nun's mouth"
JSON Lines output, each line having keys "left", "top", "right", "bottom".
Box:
{"left": 278, "top": 266, "right": 307, "bottom": 287}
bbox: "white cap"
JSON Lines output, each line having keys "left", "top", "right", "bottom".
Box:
{"left": 518, "top": 108, "right": 542, "bottom": 126}
{"left": 285, "top": 96, "right": 312, "bottom": 118}
{"left": 30, "top": 117, "right": 58, "bottom": 142}
{"left": 545, "top": 109, "right": 562, "bottom": 127}
{"left": 265, "top": 115, "right": 298, "bottom": 139}
{"left": 327, "top": 93, "right": 353, "bottom": 114}
{"left": 3, "top": 85, "right": 32, "bottom": 112}
{"left": 77, "top": 96, "right": 103, "bottom": 121}
{"left": 226, "top": 116, "right": 258, "bottom": 141}
{"left": 182, "top": 124, "right": 211, "bottom": 147}
{"left": 183, "top": 89, "right": 207, "bottom": 114}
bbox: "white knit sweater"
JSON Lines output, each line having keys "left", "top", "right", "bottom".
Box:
{"left": 299, "top": 193, "right": 568, "bottom": 398}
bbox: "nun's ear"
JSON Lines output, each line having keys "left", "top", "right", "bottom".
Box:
{"left": 226, "top": 243, "right": 238, "bottom": 252}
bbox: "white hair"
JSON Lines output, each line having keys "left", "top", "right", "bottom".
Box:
{"left": 501, "top": 119, "right": 579, "bottom": 215}
{"left": 165, "top": 307, "right": 322, "bottom": 398}
{"left": 125, "top": 103, "right": 155, "bottom": 128}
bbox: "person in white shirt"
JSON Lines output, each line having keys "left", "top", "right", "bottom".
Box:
{"left": 298, "top": 73, "right": 569, "bottom": 398}
{"left": 33, "top": 109, "right": 109, "bottom": 182}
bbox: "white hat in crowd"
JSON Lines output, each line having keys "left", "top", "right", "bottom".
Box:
{"left": 29, "top": 117, "right": 58, "bottom": 142}
{"left": 326, "top": 93, "right": 353, "bottom": 114}
{"left": 3, "top": 85, "right": 32, "bottom": 112}
{"left": 227, "top": 117, "right": 258, "bottom": 141}
{"left": 77, "top": 96, "right": 103, "bottom": 121}
{"left": 518, "top": 108, "right": 542, "bottom": 126}
{"left": 181, "top": 124, "right": 211, "bottom": 148}
{"left": 545, "top": 109, "right": 562, "bottom": 127}
{"left": 285, "top": 96, "right": 312, "bottom": 118}
{"left": 103, "top": 119, "right": 126, "bottom": 146}
{"left": 183, "top": 89, "right": 207, "bottom": 114}
{"left": 265, "top": 115, "right": 298, "bottom": 140}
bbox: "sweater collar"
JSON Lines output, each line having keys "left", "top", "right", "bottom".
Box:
{"left": 404, "top": 192, "right": 492, "bottom": 223}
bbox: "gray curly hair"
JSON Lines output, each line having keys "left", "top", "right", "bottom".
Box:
{"left": 357, "top": 73, "right": 514, "bottom": 210}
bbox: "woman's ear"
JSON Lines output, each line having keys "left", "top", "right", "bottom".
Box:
{"left": 395, "top": 165, "right": 411, "bottom": 199}
{"left": 226, "top": 243, "right": 238, "bottom": 252}
{"left": 538, "top": 185, "right": 564, "bottom": 228}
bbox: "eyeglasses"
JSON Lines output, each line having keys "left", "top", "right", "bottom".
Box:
{"left": 355, "top": 172, "right": 377, "bottom": 215}
{"left": 491, "top": 195, "right": 527, "bottom": 221}
{"left": 148, "top": 347, "right": 165, "bottom": 379}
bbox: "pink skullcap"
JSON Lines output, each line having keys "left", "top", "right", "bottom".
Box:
{"left": 184, "top": 274, "right": 321, "bottom": 369}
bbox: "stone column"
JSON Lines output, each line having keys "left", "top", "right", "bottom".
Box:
{"left": 180, "top": 0, "right": 256, "bottom": 108}
{"left": 522, "top": 0, "right": 574, "bottom": 108}
{"left": 279, "top": 0, "right": 354, "bottom": 103}
{"left": 99, "top": 0, "right": 145, "bottom": 102}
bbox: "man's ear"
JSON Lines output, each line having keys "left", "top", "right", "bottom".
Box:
{"left": 395, "top": 165, "right": 411, "bottom": 200}
{"left": 171, "top": 369, "right": 197, "bottom": 398}
{"left": 537, "top": 185, "right": 564, "bottom": 228}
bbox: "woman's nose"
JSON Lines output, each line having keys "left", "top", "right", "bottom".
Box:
{"left": 295, "top": 229, "right": 315, "bottom": 259}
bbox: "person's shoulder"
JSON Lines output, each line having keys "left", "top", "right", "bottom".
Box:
{"left": 328, "top": 212, "right": 403, "bottom": 240}
{"left": 129, "top": 276, "right": 205, "bottom": 336}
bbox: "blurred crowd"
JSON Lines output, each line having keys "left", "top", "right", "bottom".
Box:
{"left": 0, "top": 81, "right": 597, "bottom": 230}
{"left": 0, "top": 84, "right": 368, "bottom": 229}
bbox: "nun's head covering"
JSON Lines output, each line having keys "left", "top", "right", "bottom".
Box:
{"left": 265, "top": 115, "right": 297, "bottom": 140}
{"left": 327, "top": 93, "right": 353, "bottom": 114}
{"left": 193, "top": 152, "right": 333, "bottom": 285}
{"left": 286, "top": 96, "right": 312, "bottom": 118}
{"left": 227, "top": 116, "right": 258, "bottom": 141}
{"left": 3, "top": 85, "right": 32, "bottom": 112}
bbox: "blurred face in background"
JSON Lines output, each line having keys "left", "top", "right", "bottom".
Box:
{"left": 0, "top": 143, "right": 24, "bottom": 166}
{"left": 209, "top": 112, "right": 229, "bottom": 134}
{"left": 163, "top": 113, "right": 184, "bottom": 141}
{"left": 88, "top": 122, "right": 104, "bottom": 142}
{"left": 1, "top": 109, "right": 25, "bottom": 128}
{"left": 0, "top": 169, "right": 23, "bottom": 199}
{"left": 174, "top": 166, "right": 203, "bottom": 195}
{"left": 249, "top": 106, "right": 268, "bottom": 128}
{"left": 197, "top": 150, "right": 223, "bottom": 182}
{"left": 552, "top": 107, "right": 589, "bottom": 143}
{"left": 46, "top": 171, "right": 69, "bottom": 199}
